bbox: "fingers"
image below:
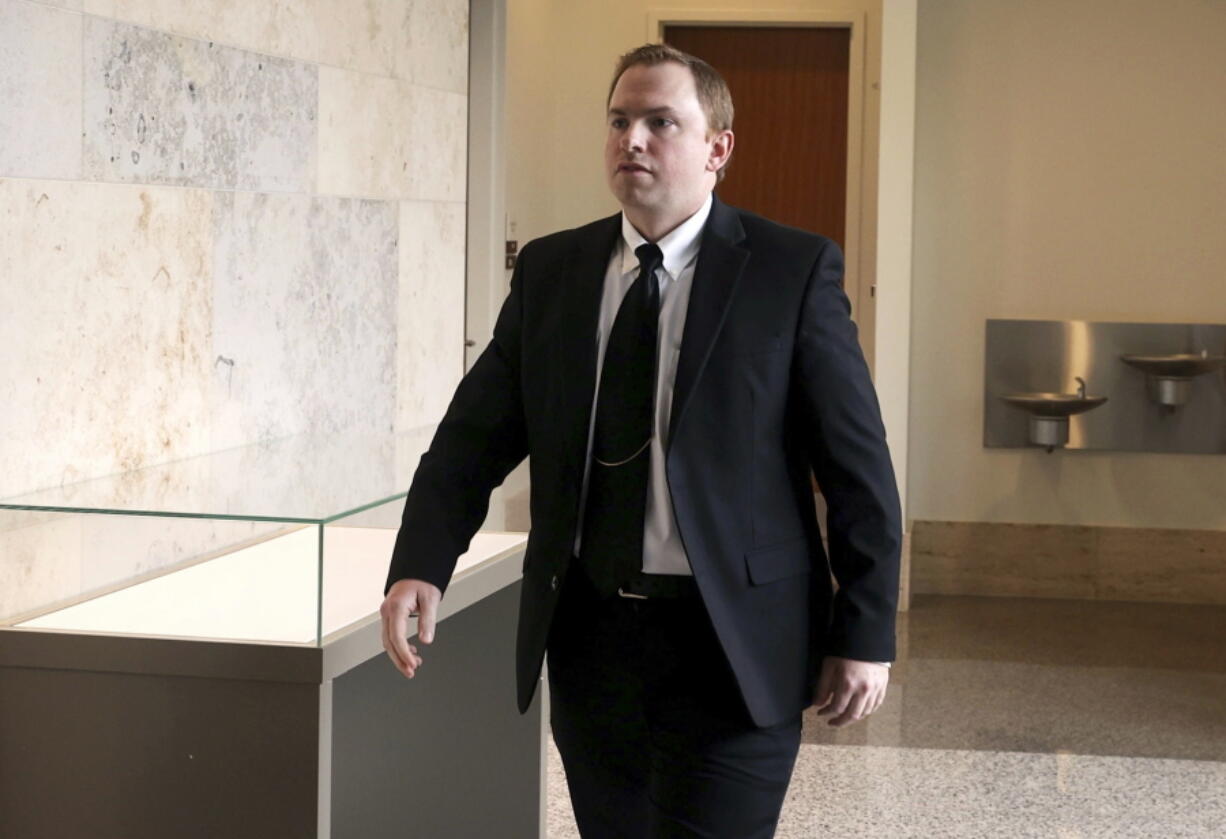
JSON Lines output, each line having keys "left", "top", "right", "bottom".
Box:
{"left": 815, "top": 658, "right": 889, "bottom": 727}
{"left": 380, "top": 600, "right": 413, "bottom": 677}
{"left": 417, "top": 583, "right": 439, "bottom": 645}
{"left": 827, "top": 689, "right": 871, "bottom": 727}
{"left": 390, "top": 599, "right": 422, "bottom": 677}
{"left": 380, "top": 609, "right": 400, "bottom": 669}
{"left": 818, "top": 686, "right": 852, "bottom": 723}
{"left": 380, "top": 582, "right": 427, "bottom": 679}
{"left": 869, "top": 685, "right": 886, "bottom": 715}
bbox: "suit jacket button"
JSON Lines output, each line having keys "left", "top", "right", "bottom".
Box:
{"left": 550, "top": 574, "right": 559, "bottom": 590}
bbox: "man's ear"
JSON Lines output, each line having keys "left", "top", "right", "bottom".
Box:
{"left": 707, "top": 129, "right": 734, "bottom": 173}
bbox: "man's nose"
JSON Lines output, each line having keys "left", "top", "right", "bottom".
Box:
{"left": 621, "top": 123, "right": 646, "bottom": 152}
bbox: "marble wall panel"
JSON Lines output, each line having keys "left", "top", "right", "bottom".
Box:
{"left": 83, "top": 1, "right": 470, "bottom": 92}
{"left": 74, "top": 514, "right": 286, "bottom": 602}
{"left": 0, "top": 178, "right": 214, "bottom": 498}
{"left": 209, "top": 191, "right": 398, "bottom": 448}
{"left": 3, "top": 0, "right": 468, "bottom": 539}
{"left": 392, "top": 422, "right": 440, "bottom": 491}
{"left": 83, "top": 0, "right": 402, "bottom": 78}
{"left": 911, "top": 520, "right": 1226, "bottom": 605}
{"left": 397, "top": 0, "right": 469, "bottom": 94}
{"left": 902, "top": 593, "right": 1225, "bottom": 673}
{"left": 0, "top": 507, "right": 291, "bottom": 628}
{"left": 405, "top": 85, "right": 467, "bottom": 201}
{"left": 0, "top": 0, "right": 83, "bottom": 179}
{"left": 24, "top": 0, "right": 82, "bottom": 10}
{"left": 318, "top": 65, "right": 466, "bottom": 201}
{"left": 82, "top": 15, "right": 317, "bottom": 192}
{"left": 46, "top": 514, "right": 273, "bottom": 620}
{"left": 0, "top": 511, "right": 82, "bottom": 622}
{"left": 1096, "top": 526, "right": 1226, "bottom": 605}
{"left": 911, "top": 520, "right": 1098, "bottom": 599}
{"left": 898, "top": 529, "right": 911, "bottom": 611}
{"left": 396, "top": 200, "right": 465, "bottom": 429}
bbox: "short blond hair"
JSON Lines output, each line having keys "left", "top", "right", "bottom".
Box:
{"left": 607, "top": 43, "right": 735, "bottom": 183}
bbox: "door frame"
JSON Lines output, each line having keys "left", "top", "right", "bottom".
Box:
{"left": 466, "top": 0, "right": 509, "bottom": 375}
{"left": 648, "top": 8, "right": 876, "bottom": 369}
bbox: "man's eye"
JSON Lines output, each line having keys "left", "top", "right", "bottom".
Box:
{"left": 611, "top": 118, "right": 627, "bottom": 129}
{"left": 652, "top": 118, "right": 674, "bottom": 128}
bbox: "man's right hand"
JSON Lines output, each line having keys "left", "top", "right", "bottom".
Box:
{"left": 380, "top": 578, "right": 441, "bottom": 679}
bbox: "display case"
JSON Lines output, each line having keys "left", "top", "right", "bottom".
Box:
{"left": 0, "top": 427, "right": 538, "bottom": 839}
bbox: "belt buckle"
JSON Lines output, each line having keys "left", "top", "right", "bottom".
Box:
{"left": 617, "top": 586, "right": 649, "bottom": 600}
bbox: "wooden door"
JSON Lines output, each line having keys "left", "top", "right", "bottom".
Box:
{"left": 664, "top": 25, "right": 850, "bottom": 255}
{"left": 665, "top": 26, "right": 852, "bottom": 500}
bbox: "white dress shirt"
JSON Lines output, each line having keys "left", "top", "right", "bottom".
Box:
{"left": 568, "top": 191, "right": 889, "bottom": 669}
{"left": 572, "top": 192, "right": 711, "bottom": 574}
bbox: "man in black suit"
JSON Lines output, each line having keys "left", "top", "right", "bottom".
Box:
{"left": 381, "top": 43, "right": 901, "bottom": 838}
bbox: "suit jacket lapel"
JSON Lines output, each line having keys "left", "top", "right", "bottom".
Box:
{"left": 558, "top": 212, "right": 622, "bottom": 483}
{"left": 667, "top": 195, "right": 749, "bottom": 452}
{"left": 553, "top": 197, "right": 748, "bottom": 476}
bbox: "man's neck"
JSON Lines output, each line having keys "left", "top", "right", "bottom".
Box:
{"left": 622, "top": 197, "right": 708, "bottom": 243}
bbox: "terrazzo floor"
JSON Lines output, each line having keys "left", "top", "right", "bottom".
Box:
{"left": 543, "top": 594, "right": 1226, "bottom": 837}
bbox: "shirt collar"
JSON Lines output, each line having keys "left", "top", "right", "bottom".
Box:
{"left": 619, "top": 192, "right": 713, "bottom": 280}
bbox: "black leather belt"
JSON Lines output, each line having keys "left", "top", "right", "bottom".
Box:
{"left": 616, "top": 572, "right": 701, "bottom": 600}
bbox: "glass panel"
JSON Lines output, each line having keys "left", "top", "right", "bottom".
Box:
{"left": 1, "top": 509, "right": 317, "bottom": 644}
{"left": 0, "top": 426, "right": 435, "bottom": 521}
{"left": 0, "top": 425, "right": 440, "bottom": 645}
{"left": 321, "top": 498, "right": 405, "bottom": 642}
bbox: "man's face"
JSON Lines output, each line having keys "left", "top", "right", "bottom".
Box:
{"left": 604, "top": 62, "right": 726, "bottom": 223}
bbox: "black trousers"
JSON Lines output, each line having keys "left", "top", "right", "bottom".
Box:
{"left": 545, "top": 566, "right": 802, "bottom": 838}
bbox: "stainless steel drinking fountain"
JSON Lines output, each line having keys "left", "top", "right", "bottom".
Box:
{"left": 1001, "top": 377, "right": 1109, "bottom": 452}
{"left": 1120, "top": 350, "right": 1226, "bottom": 410}
{"left": 984, "top": 320, "right": 1226, "bottom": 454}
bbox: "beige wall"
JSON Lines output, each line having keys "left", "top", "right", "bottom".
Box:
{"left": 876, "top": 0, "right": 917, "bottom": 522}
{"left": 911, "top": 0, "right": 1226, "bottom": 530}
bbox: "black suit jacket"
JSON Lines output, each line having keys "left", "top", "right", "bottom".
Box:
{"left": 385, "top": 194, "right": 901, "bottom": 728}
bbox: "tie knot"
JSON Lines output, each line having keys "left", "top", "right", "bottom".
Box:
{"left": 635, "top": 243, "right": 663, "bottom": 276}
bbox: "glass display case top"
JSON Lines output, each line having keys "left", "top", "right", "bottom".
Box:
{"left": 0, "top": 426, "right": 437, "bottom": 521}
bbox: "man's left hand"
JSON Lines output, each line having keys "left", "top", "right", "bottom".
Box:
{"left": 813, "top": 656, "right": 889, "bottom": 727}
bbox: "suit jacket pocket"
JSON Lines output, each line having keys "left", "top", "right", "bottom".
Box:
{"left": 744, "top": 536, "right": 812, "bottom": 585}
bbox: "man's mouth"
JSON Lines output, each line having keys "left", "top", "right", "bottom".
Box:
{"left": 618, "top": 162, "right": 650, "bottom": 174}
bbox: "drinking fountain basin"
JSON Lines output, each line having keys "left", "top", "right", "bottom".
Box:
{"left": 1120, "top": 354, "right": 1226, "bottom": 378}
{"left": 1000, "top": 393, "right": 1109, "bottom": 418}
{"left": 1119, "top": 353, "right": 1226, "bottom": 407}
{"left": 1000, "top": 388, "right": 1108, "bottom": 451}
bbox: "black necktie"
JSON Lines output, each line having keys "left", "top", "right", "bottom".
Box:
{"left": 578, "top": 242, "right": 665, "bottom": 596}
